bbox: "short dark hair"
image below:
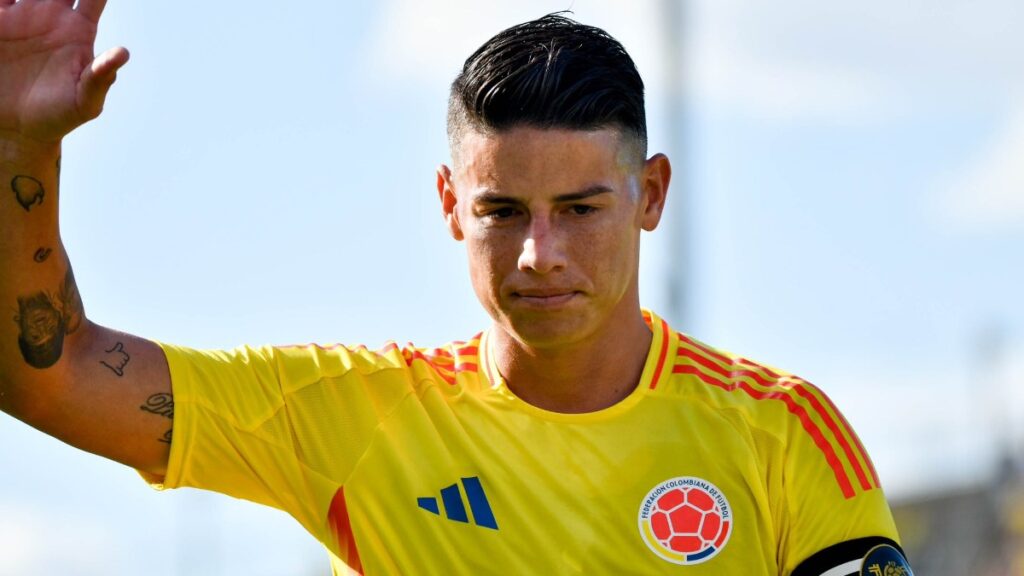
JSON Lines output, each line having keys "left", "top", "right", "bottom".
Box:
{"left": 447, "top": 13, "right": 647, "bottom": 163}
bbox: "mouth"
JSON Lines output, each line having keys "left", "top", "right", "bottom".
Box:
{"left": 510, "top": 290, "right": 581, "bottom": 308}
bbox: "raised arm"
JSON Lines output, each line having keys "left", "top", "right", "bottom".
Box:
{"left": 0, "top": 0, "right": 171, "bottom": 477}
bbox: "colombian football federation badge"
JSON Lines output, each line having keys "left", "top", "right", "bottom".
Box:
{"left": 638, "top": 477, "right": 733, "bottom": 565}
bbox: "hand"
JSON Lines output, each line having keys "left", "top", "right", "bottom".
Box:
{"left": 0, "top": 0, "right": 129, "bottom": 145}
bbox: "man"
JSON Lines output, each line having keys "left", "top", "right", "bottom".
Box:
{"left": 0, "top": 2, "right": 911, "bottom": 574}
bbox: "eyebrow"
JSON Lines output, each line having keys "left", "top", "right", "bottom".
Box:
{"left": 474, "top": 185, "right": 615, "bottom": 204}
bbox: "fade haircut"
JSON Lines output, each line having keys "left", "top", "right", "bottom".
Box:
{"left": 447, "top": 13, "right": 647, "bottom": 166}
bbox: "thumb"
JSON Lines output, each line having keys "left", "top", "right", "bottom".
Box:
{"left": 78, "top": 46, "right": 130, "bottom": 121}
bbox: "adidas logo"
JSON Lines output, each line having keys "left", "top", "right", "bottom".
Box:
{"left": 417, "top": 476, "right": 498, "bottom": 530}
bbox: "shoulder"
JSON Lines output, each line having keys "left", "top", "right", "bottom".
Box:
{"left": 269, "top": 333, "right": 486, "bottom": 390}
{"left": 660, "top": 333, "right": 900, "bottom": 566}
{"left": 658, "top": 331, "right": 877, "bottom": 490}
{"left": 162, "top": 330, "right": 486, "bottom": 399}
{"left": 658, "top": 330, "right": 827, "bottom": 432}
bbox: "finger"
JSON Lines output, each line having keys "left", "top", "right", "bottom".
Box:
{"left": 56, "top": 0, "right": 75, "bottom": 7}
{"left": 75, "top": 0, "right": 106, "bottom": 22}
{"left": 90, "top": 45, "right": 129, "bottom": 77}
{"left": 77, "top": 45, "right": 129, "bottom": 120}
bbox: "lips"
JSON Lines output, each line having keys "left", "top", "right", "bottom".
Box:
{"left": 509, "top": 289, "right": 581, "bottom": 307}
{"left": 513, "top": 289, "right": 577, "bottom": 298}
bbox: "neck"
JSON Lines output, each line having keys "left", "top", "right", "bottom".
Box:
{"left": 489, "top": 308, "right": 653, "bottom": 414}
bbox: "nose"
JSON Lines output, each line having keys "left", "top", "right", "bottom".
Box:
{"left": 518, "top": 216, "right": 567, "bottom": 274}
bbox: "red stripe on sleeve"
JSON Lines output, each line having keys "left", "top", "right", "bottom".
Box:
{"left": 677, "top": 333, "right": 735, "bottom": 369}
{"left": 676, "top": 341, "right": 875, "bottom": 496}
{"left": 328, "top": 486, "right": 364, "bottom": 575}
{"left": 818, "top": 389, "right": 881, "bottom": 488}
{"left": 793, "top": 383, "right": 873, "bottom": 491}
{"left": 671, "top": 363, "right": 856, "bottom": 499}
{"left": 402, "top": 349, "right": 457, "bottom": 385}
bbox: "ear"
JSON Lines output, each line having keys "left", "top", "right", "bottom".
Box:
{"left": 437, "top": 164, "right": 464, "bottom": 241}
{"left": 639, "top": 153, "right": 671, "bottom": 231}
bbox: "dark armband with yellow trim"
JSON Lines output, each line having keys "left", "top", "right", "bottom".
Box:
{"left": 793, "top": 536, "right": 913, "bottom": 576}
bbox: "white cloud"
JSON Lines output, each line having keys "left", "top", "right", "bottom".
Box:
{"left": 685, "top": 0, "right": 890, "bottom": 123}
{"left": 361, "top": 0, "right": 1024, "bottom": 125}
{"left": 360, "top": 0, "right": 664, "bottom": 91}
{"left": 933, "top": 105, "right": 1024, "bottom": 231}
{"left": 691, "top": 46, "right": 888, "bottom": 123}
{"left": 690, "top": 0, "right": 1024, "bottom": 123}
{"left": 0, "top": 503, "right": 115, "bottom": 576}
{"left": 361, "top": 0, "right": 887, "bottom": 125}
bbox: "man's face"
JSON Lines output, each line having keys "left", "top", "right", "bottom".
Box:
{"left": 438, "top": 126, "right": 668, "bottom": 348}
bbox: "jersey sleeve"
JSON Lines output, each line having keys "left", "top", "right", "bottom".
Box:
{"left": 777, "top": 380, "right": 909, "bottom": 576}
{"left": 147, "top": 341, "right": 415, "bottom": 537}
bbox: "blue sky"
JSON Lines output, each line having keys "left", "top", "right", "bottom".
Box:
{"left": 1, "top": 1, "right": 1022, "bottom": 574}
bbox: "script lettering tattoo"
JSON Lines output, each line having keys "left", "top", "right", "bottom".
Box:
{"left": 11, "top": 175, "right": 44, "bottom": 211}
{"left": 33, "top": 248, "right": 53, "bottom": 263}
{"left": 141, "top": 393, "right": 174, "bottom": 447}
{"left": 140, "top": 393, "right": 174, "bottom": 419}
{"left": 99, "top": 342, "right": 130, "bottom": 376}
{"left": 14, "top": 269, "right": 83, "bottom": 369}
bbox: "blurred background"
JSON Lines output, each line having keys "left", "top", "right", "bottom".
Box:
{"left": 1, "top": 0, "right": 1021, "bottom": 574}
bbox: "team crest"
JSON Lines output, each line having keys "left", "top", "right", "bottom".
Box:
{"left": 637, "top": 477, "right": 733, "bottom": 565}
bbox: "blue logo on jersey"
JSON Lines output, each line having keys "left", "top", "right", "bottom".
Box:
{"left": 417, "top": 476, "right": 498, "bottom": 530}
{"left": 861, "top": 544, "right": 913, "bottom": 576}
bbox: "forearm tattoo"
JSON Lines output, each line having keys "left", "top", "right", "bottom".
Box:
{"left": 11, "top": 175, "right": 44, "bottom": 211}
{"left": 33, "top": 248, "right": 53, "bottom": 263}
{"left": 159, "top": 429, "right": 173, "bottom": 444}
{"left": 14, "top": 268, "right": 84, "bottom": 369}
{"left": 99, "top": 341, "right": 130, "bottom": 376}
{"left": 9, "top": 157, "right": 57, "bottom": 212}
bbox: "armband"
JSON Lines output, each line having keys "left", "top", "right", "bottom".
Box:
{"left": 792, "top": 536, "right": 913, "bottom": 576}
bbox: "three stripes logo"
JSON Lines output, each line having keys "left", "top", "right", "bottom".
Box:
{"left": 417, "top": 476, "right": 498, "bottom": 530}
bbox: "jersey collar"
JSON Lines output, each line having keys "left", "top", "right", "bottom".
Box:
{"left": 478, "top": 309, "right": 676, "bottom": 420}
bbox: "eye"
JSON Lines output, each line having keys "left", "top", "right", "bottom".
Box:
{"left": 486, "top": 206, "right": 519, "bottom": 220}
{"left": 571, "top": 205, "right": 597, "bottom": 216}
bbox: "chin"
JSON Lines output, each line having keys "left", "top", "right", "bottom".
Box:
{"left": 502, "top": 311, "right": 598, "bottom": 349}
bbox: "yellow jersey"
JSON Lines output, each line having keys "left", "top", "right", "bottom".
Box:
{"left": 150, "top": 311, "right": 905, "bottom": 575}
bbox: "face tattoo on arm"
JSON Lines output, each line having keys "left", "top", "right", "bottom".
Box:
{"left": 13, "top": 268, "right": 84, "bottom": 369}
